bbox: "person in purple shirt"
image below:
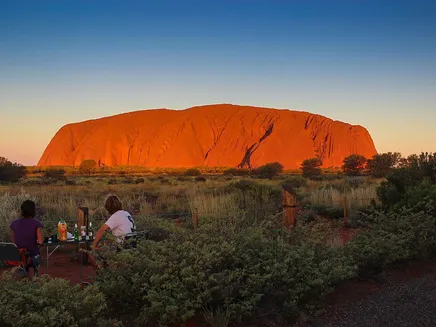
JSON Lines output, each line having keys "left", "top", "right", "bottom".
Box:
{"left": 10, "top": 200, "right": 43, "bottom": 276}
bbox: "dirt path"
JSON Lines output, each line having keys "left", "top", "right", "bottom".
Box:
{"left": 300, "top": 260, "right": 436, "bottom": 327}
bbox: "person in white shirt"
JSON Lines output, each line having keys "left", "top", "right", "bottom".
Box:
{"left": 92, "top": 194, "right": 136, "bottom": 248}
{"left": 89, "top": 195, "right": 136, "bottom": 270}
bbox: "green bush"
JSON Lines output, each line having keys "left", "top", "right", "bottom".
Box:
{"left": 346, "top": 205, "right": 436, "bottom": 276}
{"left": 378, "top": 152, "right": 436, "bottom": 207}
{"left": 0, "top": 157, "right": 26, "bottom": 183}
{"left": 96, "top": 223, "right": 355, "bottom": 326}
{"left": 301, "top": 158, "right": 322, "bottom": 179}
{"left": 251, "top": 162, "right": 284, "bottom": 179}
{"left": 367, "top": 152, "right": 401, "bottom": 178}
{"left": 342, "top": 154, "right": 367, "bottom": 176}
{"left": 0, "top": 273, "right": 120, "bottom": 327}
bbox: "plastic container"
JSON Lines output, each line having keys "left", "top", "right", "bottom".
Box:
{"left": 58, "top": 219, "right": 68, "bottom": 241}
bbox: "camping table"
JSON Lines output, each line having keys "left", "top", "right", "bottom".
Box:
{"left": 43, "top": 238, "right": 92, "bottom": 284}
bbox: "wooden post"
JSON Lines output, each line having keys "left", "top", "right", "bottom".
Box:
{"left": 77, "top": 207, "right": 89, "bottom": 264}
{"left": 342, "top": 196, "right": 348, "bottom": 226}
{"left": 282, "top": 188, "right": 297, "bottom": 229}
{"left": 192, "top": 208, "right": 198, "bottom": 232}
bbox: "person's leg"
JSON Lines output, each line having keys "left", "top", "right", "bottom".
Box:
{"left": 30, "top": 254, "right": 41, "bottom": 277}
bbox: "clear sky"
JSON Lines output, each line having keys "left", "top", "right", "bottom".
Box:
{"left": 1, "top": 0, "right": 435, "bottom": 166}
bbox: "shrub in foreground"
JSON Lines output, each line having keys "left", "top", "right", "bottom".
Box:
{"left": 96, "top": 222, "right": 355, "bottom": 326}
{"left": 0, "top": 273, "right": 120, "bottom": 327}
{"left": 346, "top": 204, "right": 436, "bottom": 276}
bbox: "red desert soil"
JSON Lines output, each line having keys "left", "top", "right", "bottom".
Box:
{"left": 38, "top": 104, "right": 377, "bottom": 169}
{"left": 1, "top": 247, "right": 95, "bottom": 284}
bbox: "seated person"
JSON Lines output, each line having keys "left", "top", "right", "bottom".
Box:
{"left": 10, "top": 200, "right": 43, "bottom": 276}
{"left": 90, "top": 195, "right": 136, "bottom": 270}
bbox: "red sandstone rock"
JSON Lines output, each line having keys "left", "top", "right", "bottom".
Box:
{"left": 37, "top": 104, "right": 377, "bottom": 169}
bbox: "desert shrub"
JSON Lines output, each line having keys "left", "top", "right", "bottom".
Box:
{"left": 195, "top": 176, "right": 207, "bottom": 182}
{"left": 43, "top": 168, "right": 66, "bottom": 180}
{"left": 0, "top": 157, "right": 26, "bottom": 183}
{"left": 223, "top": 168, "right": 250, "bottom": 176}
{"left": 377, "top": 153, "right": 436, "bottom": 207}
{"left": 385, "top": 181, "right": 436, "bottom": 215}
{"left": 301, "top": 158, "right": 322, "bottom": 179}
{"left": 135, "top": 178, "right": 145, "bottom": 184}
{"left": 342, "top": 154, "right": 367, "bottom": 176}
{"left": 0, "top": 273, "right": 118, "bottom": 327}
{"left": 97, "top": 223, "right": 355, "bottom": 326}
{"left": 184, "top": 168, "right": 201, "bottom": 176}
{"left": 281, "top": 175, "right": 308, "bottom": 189}
{"left": 346, "top": 205, "right": 436, "bottom": 276}
{"left": 251, "top": 162, "right": 283, "bottom": 179}
{"left": 79, "top": 160, "right": 97, "bottom": 176}
{"left": 367, "top": 152, "right": 401, "bottom": 178}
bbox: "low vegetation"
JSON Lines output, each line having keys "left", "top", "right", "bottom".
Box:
{"left": 1, "top": 152, "right": 436, "bottom": 326}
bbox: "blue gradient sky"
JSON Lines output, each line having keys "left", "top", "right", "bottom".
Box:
{"left": 1, "top": 0, "right": 435, "bottom": 165}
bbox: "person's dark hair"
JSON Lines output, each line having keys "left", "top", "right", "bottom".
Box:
{"left": 104, "top": 195, "right": 123, "bottom": 215}
{"left": 21, "top": 200, "right": 36, "bottom": 218}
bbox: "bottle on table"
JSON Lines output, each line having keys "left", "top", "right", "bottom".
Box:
{"left": 80, "top": 226, "right": 86, "bottom": 241}
{"left": 58, "top": 219, "right": 68, "bottom": 242}
{"left": 88, "top": 222, "right": 94, "bottom": 241}
{"left": 74, "top": 224, "right": 79, "bottom": 241}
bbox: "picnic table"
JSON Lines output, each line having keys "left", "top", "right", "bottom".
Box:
{"left": 42, "top": 231, "right": 148, "bottom": 284}
{"left": 43, "top": 238, "right": 93, "bottom": 284}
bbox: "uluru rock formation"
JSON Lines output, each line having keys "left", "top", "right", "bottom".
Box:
{"left": 38, "top": 104, "right": 377, "bottom": 169}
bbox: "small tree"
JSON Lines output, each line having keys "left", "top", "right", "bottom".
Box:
{"left": 301, "top": 158, "right": 322, "bottom": 178}
{"left": 0, "top": 157, "right": 26, "bottom": 183}
{"left": 342, "top": 154, "right": 367, "bottom": 176}
{"left": 79, "top": 159, "right": 97, "bottom": 176}
{"left": 252, "top": 162, "right": 284, "bottom": 179}
{"left": 367, "top": 152, "right": 401, "bottom": 178}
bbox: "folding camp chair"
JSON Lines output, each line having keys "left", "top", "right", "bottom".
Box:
{"left": 124, "top": 230, "right": 150, "bottom": 249}
{"left": 0, "top": 243, "right": 39, "bottom": 277}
